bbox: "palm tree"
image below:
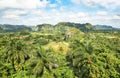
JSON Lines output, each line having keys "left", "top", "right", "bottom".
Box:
{"left": 26, "top": 45, "right": 54, "bottom": 77}
{"left": 67, "top": 38, "right": 120, "bottom": 78}
{"left": 5, "top": 39, "right": 29, "bottom": 71}
{"left": 0, "top": 36, "right": 30, "bottom": 77}
{"left": 67, "top": 39, "right": 98, "bottom": 78}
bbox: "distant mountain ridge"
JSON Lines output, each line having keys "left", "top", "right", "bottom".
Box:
{"left": 94, "top": 25, "right": 115, "bottom": 30}
{"left": 36, "top": 22, "right": 95, "bottom": 32}
{"left": 36, "top": 22, "right": 119, "bottom": 32}
{"left": 0, "top": 22, "right": 119, "bottom": 32}
{"left": 0, "top": 24, "right": 32, "bottom": 32}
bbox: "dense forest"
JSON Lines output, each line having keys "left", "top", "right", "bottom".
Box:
{"left": 0, "top": 22, "right": 120, "bottom": 78}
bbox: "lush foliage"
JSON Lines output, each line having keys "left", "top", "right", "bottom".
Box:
{"left": 0, "top": 24, "right": 120, "bottom": 78}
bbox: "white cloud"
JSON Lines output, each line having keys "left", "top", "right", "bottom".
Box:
{"left": 2, "top": 9, "right": 28, "bottom": 19}
{"left": 49, "top": 4, "right": 57, "bottom": 8}
{"left": 4, "top": 10, "right": 27, "bottom": 15}
{"left": 77, "top": 12, "right": 88, "bottom": 17}
{"left": 68, "top": 12, "right": 88, "bottom": 18}
{"left": 59, "top": 6, "right": 66, "bottom": 11}
{"left": 71, "top": 0, "right": 81, "bottom": 4}
{"left": 0, "top": 0, "right": 49, "bottom": 9}
{"left": 0, "top": 9, "right": 120, "bottom": 27}
{"left": 71, "top": 0, "right": 120, "bottom": 9}
{"left": 56, "top": 0, "right": 62, "bottom": 3}
{"left": 2, "top": 15, "right": 20, "bottom": 19}
{"left": 96, "top": 11, "right": 107, "bottom": 16}
{"left": 0, "top": 7, "right": 5, "bottom": 10}
{"left": 0, "top": 8, "right": 118, "bottom": 26}
{"left": 112, "top": 15, "right": 120, "bottom": 20}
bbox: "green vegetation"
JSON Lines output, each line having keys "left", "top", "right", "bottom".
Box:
{"left": 0, "top": 22, "right": 120, "bottom": 78}
{"left": 0, "top": 24, "right": 32, "bottom": 32}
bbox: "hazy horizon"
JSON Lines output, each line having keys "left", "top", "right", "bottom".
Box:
{"left": 0, "top": 0, "right": 120, "bottom": 27}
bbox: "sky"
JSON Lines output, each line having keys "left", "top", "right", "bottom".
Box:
{"left": 0, "top": 0, "right": 120, "bottom": 27}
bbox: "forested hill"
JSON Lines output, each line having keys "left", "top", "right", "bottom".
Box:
{"left": 0, "top": 24, "right": 32, "bottom": 32}
{"left": 36, "top": 22, "right": 119, "bottom": 32}
{"left": 0, "top": 27, "right": 3, "bottom": 32}
{"left": 0, "top": 22, "right": 119, "bottom": 32}
{"left": 36, "top": 22, "right": 95, "bottom": 32}
{"left": 94, "top": 25, "right": 118, "bottom": 30}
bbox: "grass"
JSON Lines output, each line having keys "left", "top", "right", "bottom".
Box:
{"left": 43, "top": 41, "right": 70, "bottom": 54}
{"left": 31, "top": 32, "right": 53, "bottom": 35}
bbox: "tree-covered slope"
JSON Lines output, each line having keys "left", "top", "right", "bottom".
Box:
{"left": 0, "top": 27, "right": 3, "bottom": 32}
{"left": 0, "top": 22, "right": 119, "bottom": 33}
{"left": 0, "top": 24, "right": 32, "bottom": 32}
{"left": 94, "top": 25, "right": 116, "bottom": 30}
{"left": 36, "top": 22, "right": 119, "bottom": 32}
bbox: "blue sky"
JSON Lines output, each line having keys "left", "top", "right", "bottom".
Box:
{"left": 0, "top": 0, "right": 120, "bottom": 27}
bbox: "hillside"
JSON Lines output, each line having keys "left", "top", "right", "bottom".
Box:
{"left": 36, "top": 22, "right": 119, "bottom": 32}
{"left": 94, "top": 25, "right": 116, "bottom": 30}
{"left": 0, "top": 24, "right": 32, "bottom": 32}
{"left": 35, "top": 22, "right": 95, "bottom": 32}
{"left": 0, "top": 27, "right": 3, "bottom": 32}
{"left": 0, "top": 22, "right": 119, "bottom": 33}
